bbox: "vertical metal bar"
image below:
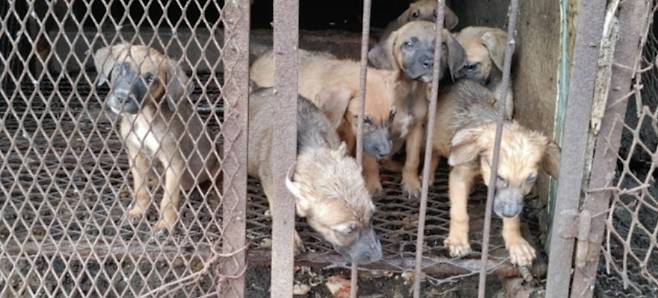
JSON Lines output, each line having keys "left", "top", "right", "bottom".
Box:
{"left": 544, "top": 0, "right": 607, "bottom": 297}
{"left": 412, "top": 1, "right": 444, "bottom": 296}
{"left": 222, "top": 0, "right": 250, "bottom": 297}
{"left": 352, "top": 0, "right": 372, "bottom": 296}
{"left": 477, "top": 0, "right": 519, "bottom": 297}
{"left": 570, "top": 1, "right": 652, "bottom": 297}
{"left": 271, "top": 0, "right": 298, "bottom": 297}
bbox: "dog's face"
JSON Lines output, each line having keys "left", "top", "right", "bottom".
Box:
{"left": 106, "top": 63, "right": 165, "bottom": 114}
{"left": 286, "top": 145, "right": 383, "bottom": 264}
{"left": 369, "top": 21, "right": 466, "bottom": 84}
{"left": 448, "top": 123, "right": 561, "bottom": 218}
{"left": 398, "top": 0, "right": 459, "bottom": 30}
{"left": 456, "top": 27, "right": 508, "bottom": 85}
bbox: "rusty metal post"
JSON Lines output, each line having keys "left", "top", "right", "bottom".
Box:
{"left": 570, "top": 1, "right": 653, "bottom": 297}
{"left": 477, "top": 0, "right": 519, "bottom": 296}
{"left": 412, "top": 1, "right": 445, "bottom": 296}
{"left": 271, "top": 0, "right": 299, "bottom": 297}
{"left": 544, "top": 1, "right": 607, "bottom": 297}
{"left": 352, "top": 0, "right": 373, "bottom": 296}
{"left": 222, "top": 1, "right": 251, "bottom": 297}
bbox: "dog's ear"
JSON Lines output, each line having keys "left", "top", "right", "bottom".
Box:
{"left": 165, "top": 65, "right": 194, "bottom": 112}
{"left": 285, "top": 163, "right": 312, "bottom": 217}
{"left": 93, "top": 45, "right": 117, "bottom": 86}
{"left": 442, "top": 30, "right": 466, "bottom": 79}
{"left": 542, "top": 141, "right": 561, "bottom": 179}
{"left": 481, "top": 30, "right": 507, "bottom": 71}
{"left": 316, "top": 85, "right": 353, "bottom": 130}
{"left": 368, "top": 30, "right": 398, "bottom": 70}
{"left": 444, "top": 6, "right": 460, "bottom": 30}
{"left": 448, "top": 127, "right": 484, "bottom": 166}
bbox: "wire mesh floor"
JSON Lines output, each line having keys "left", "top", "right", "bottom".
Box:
{"left": 0, "top": 74, "right": 542, "bottom": 296}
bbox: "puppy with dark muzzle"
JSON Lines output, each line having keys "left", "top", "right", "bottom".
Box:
{"left": 380, "top": 0, "right": 459, "bottom": 42}
{"left": 428, "top": 80, "right": 560, "bottom": 266}
{"left": 368, "top": 21, "right": 466, "bottom": 197}
{"left": 248, "top": 87, "right": 382, "bottom": 264}
{"left": 456, "top": 26, "right": 514, "bottom": 119}
{"left": 250, "top": 49, "right": 400, "bottom": 195}
{"left": 93, "top": 44, "right": 220, "bottom": 234}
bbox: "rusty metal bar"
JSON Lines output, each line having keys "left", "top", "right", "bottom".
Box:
{"left": 352, "top": 0, "right": 373, "bottom": 296}
{"left": 222, "top": 1, "right": 251, "bottom": 296}
{"left": 477, "top": 0, "right": 519, "bottom": 297}
{"left": 412, "top": 1, "right": 445, "bottom": 296}
{"left": 544, "top": 0, "right": 607, "bottom": 297}
{"left": 570, "top": 1, "right": 653, "bottom": 297}
{"left": 271, "top": 0, "right": 299, "bottom": 297}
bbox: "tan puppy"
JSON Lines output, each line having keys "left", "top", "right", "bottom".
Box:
{"left": 250, "top": 49, "right": 400, "bottom": 194}
{"left": 94, "top": 44, "right": 220, "bottom": 234}
{"left": 382, "top": 0, "right": 460, "bottom": 41}
{"left": 456, "top": 26, "right": 514, "bottom": 119}
{"left": 248, "top": 88, "right": 381, "bottom": 263}
{"left": 368, "top": 21, "right": 466, "bottom": 197}
{"left": 429, "top": 80, "right": 560, "bottom": 266}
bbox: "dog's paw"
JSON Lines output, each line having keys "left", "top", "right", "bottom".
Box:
{"left": 401, "top": 173, "right": 421, "bottom": 199}
{"left": 153, "top": 220, "right": 175, "bottom": 238}
{"left": 506, "top": 238, "right": 536, "bottom": 267}
{"left": 365, "top": 179, "right": 383, "bottom": 195}
{"left": 294, "top": 231, "right": 306, "bottom": 255}
{"left": 126, "top": 207, "right": 145, "bottom": 223}
{"left": 444, "top": 234, "right": 472, "bottom": 258}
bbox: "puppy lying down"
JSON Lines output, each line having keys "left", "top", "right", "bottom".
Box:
{"left": 247, "top": 87, "right": 382, "bottom": 264}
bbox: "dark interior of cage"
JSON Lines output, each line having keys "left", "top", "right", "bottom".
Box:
{"left": 0, "top": 0, "right": 556, "bottom": 295}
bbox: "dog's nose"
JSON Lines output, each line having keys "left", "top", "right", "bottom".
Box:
{"left": 422, "top": 58, "right": 433, "bottom": 69}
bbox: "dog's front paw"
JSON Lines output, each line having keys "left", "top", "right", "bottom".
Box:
{"left": 126, "top": 206, "right": 146, "bottom": 223}
{"left": 365, "top": 178, "right": 383, "bottom": 195}
{"left": 506, "top": 238, "right": 536, "bottom": 267}
{"left": 401, "top": 172, "right": 421, "bottom": 198}
{"left": 444, "top": 234, "right": 472, "bottom": 258}
{"left": 294, "top": 231, "right": 306, "bottom": 255}
{"left": 153, "top": 220, "right": 176, "bottom": 237}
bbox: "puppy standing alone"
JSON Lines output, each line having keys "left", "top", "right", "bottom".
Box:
{"left": 94, "top": 44, "right": 219, "bottom": 233}
{"left": 248, "top": 87, "right": 382, "bottom": 264}
{"left": 428, "top": 80, "right": 560, "bottom": 266}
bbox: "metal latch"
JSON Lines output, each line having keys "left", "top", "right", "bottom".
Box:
{"left": 559, "top": 210, "right": 602, "bottom": 268}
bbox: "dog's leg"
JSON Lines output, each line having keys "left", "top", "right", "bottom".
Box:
{"left": 444, "top": 164, "right": 477, "bottom": 258}
{"left": 154, "top": 159, "right": 185, "bottom": 233}
{"left": 502, "top": 216, "right": 536, "bottom": 266}
{"left": 261, "top": 179, "right": 305, "bottom": 255}
{"left": 427, "top": 150, "right": 441, "bottom": 187}
{"left": 363, "top": 154, "right": 383, "bottom": 195}
{"left": 127, "top": 146, "right": 151, "bottom": 221}
{"left": 402, "top": 124, "right": 424, "bottom": 197}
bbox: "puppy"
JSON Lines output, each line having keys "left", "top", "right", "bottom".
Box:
{"left": 456, "top": 26, "right": 514, "bottom": 119}
{"left": 94, "top": 44, "right": 220, "bottom": 233}
{"left": 248, "top": 87, "right": 382, "bottom": 264}
{"left": 368, "top": 21, "right": 466, "bottom": 197}
{"left": 250, "top": 49, "right": 400, "bottom": 195}
{"left": 429, "top": 80, "right": 560, "bottom": 266}
{"left": 382, "top": 0, "right": 460, "bottom": 41}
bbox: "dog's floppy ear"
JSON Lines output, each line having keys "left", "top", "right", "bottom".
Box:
{"left": 285, "top": 162, "right": 311, "bottom": 217}
{"left": 368, "top": 30, "right": 398, "bottom": 70}
{"left": 542, "top": 141, "right": 561, "bottom": 179}
{"left": 315, "top": 85, "right": 353, "bottom": 130}
{"left": 481, "top": 30, "right": 508, "bottom": 71}
{"left": 448, "top": 127, "right": 484, "bottom": 166}
{"left": 442, "top": 30, "right": 466, "bottom": 79}
{"left": 93, "top": 45, "right": 118, "bottom": 86}
{"left": 164, "top": 65, "right": 194, "bottom": 112}
{"left": 444, "top": 6, "right": 459, "bottom": 30}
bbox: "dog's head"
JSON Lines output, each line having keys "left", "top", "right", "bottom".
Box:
{"left": 93, "top": 44, "right": 192, "bottom": 115}
{"left": 315, "top": 71, "right": 398, "bottom": 160}
{"left": 285, "top": 144, "right": 382, "bottom": 264}
{"left": 455, "top": 27, "right": 508, "bottom": 85}
{"left": 397, "top": 0, "right": 459, "bottom": 31}
{"left": 369, "top": 21, "right": 466, "bottom": 84}
{"left": 448, "top": 122, "right": 561, "bottom": 218}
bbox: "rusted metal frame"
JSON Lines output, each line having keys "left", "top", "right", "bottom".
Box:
{"left": 222, "top": 1, "right": 250, "bottom": 297}
{"left": 352, "top": 0, "right": 373, "bottom": 296}
{"left": 477, "top": 0, "right": 519, "bottom": 297}
{"left": 270, "top": 0, "right": 299, "bottom": 297}
{"left": 570, "top": 1, "right": 653, "bottom": 297}
{"left": 544, "top": 0, "right": 607, "bottom": 297}
{"left": 412, "top": 1, "right": 445, "bottom": 297}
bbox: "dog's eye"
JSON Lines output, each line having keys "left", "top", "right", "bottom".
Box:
{"left": 403, "top": 40, "right": 414, "bottom": 48}
{"left": 336, "top": 223, "right": 357, "bottom": 236}
{"left": 143, "top": 73, "right": 156, "bottom": 84}
{"left": 496, "top": 175, "right": 508, "bottom": 188}
{"left": 389, "top": 110, "right": 397, "bottom": 119}
{"left": 411, "top": 11, "right": 420, "bottom": 19}
{"left": 526, "top": 174, "right": 537, "bottom": 184}
{"left": 465, "top": 63, "right": 480, "bottom": 71}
